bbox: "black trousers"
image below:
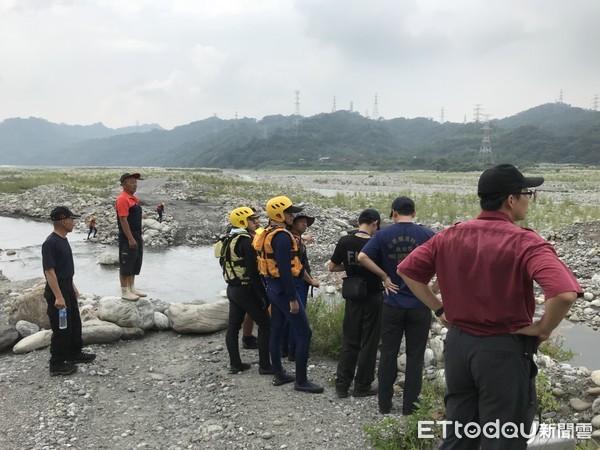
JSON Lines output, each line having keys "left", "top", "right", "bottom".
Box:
{"left": 440, "top": 327, "right": 538, "bottom": 450}
{"left": 225, "top": 284, "right": 271, "bottom": 370}
{"left": 45, "top": 279, "right": 83, "bottom": 363}
{"left": 378, "top": 304, "right": 431, "bottom": 414}
{"left": 335, "top": 291, "right": 383, "bottom": 392}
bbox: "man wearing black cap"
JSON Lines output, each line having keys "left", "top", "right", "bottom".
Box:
{"left": 398, "top": 164, "right": 581, "bottom": 449}
{"left": 116, "top": 172, "right": 146, "bottom": 301}
{"left": 43, "top": 206, "right": 96, "bottom": 376}
{"left": 358, "top": 197, "right": 435, "bottom": 415}
{"left": 328, "top": 208, "right": 383, "bottom": 398}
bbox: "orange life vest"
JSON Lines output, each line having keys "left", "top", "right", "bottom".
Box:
{"left": 252, "top": 225, "right": 303, "bottom": 278}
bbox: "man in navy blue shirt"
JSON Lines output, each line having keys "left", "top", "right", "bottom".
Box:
{"left": 358, "top": 197, "right": 435, "bottom": 415}
{"left": 42, "top": 206, "right": 96, "bottom": 376}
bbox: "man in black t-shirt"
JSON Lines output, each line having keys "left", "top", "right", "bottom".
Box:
{"left": 328, "top": 208, "right": 383, "bottom": 398}
{"left": 42, "top": 206, "right": 96, "bottom": 377}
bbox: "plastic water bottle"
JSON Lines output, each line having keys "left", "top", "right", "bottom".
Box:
{"left": 59, "top": 308, "right": 67, "bottom": 329}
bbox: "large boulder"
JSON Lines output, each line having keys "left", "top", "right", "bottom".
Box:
{"left": 82, "top": 319, "right": 123, "bottom": 344}
{"left": 0, "top": 325, "right": 20, "bottom": 352}
{"left": 15, "top": 320, "right": 40, "bottom": 338}
{"left": 13, "top": 329, "right": 52, "bottom": 354}
{"left": 97, "top": 297, "right": 154, "bottom": 330}
{"left": 153, "top": 312, "right": 170, "bottom": 331}
{"left": 98, "top": 252, "right": 119, "bottom": 265}
{"left": 9, "top": 283, "right": 50, "bottom": 329}
{"left": 166, "top": 301, "right": 229, "bottom": 334}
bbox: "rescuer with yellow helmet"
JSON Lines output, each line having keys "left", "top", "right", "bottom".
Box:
{"left": 253, "top": 196, "right": 324, "bottom": 393}
{"left": 217, "top": 206, "right": 273, "bottom": 375}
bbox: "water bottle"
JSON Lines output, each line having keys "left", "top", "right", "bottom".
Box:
{"left": 59, "top": 308, "right": 67, "bottom": 329}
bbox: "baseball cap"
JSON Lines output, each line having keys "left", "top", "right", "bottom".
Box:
{"left": 478, "top": 164, "right": 544, "bottom": 197}
{"left": 120, "top": 172, "right": 141, "bottom": 184}
{"left": 50, "top": 206, "right": 81, "bottom": 221}
{"left": 390, "top": 196, "right": 415, "bottom": 217}
{"left": 358, "top": 208, "right": 381, "bottom": 223}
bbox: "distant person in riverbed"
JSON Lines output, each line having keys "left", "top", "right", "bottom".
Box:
{"left": 116, "top": 172, "right": 147, "bottom": 301}
{"left": 42, "top": 206, "right": 96, "bottom": 377}
{"left": 216, "top": 206, "right": 273, "bottom": 375}
{"left": 87, "top": 215, "right": 97, "bottom": 239}
{"left": 397, "top": 164, "right": 582, "bottom": 449}
{"left": 156, "top": 202, "right": 165, "bottom": 223}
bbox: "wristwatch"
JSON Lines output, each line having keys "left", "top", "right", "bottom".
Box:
{"left": 434, "top": 306, "right": 445, "bottom": 317}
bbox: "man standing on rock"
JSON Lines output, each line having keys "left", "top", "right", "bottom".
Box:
{"left": 397, "top": 164, "right": 582, "bottom": 449}
{"left": 328, "top": 208, "right": 383, "bottom": 399}
{"left": 116, "top": 172, "right": 146, "bottom": 301}
{"left": 253, "top": 196, "right": 324, "bottom": 393}
{"left": 358, "top": 197, "right": 435, "bottom": 415}
{"left": 43, "top": 206, "right": 96, "bottom": 376}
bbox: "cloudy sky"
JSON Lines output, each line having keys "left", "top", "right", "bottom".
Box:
{"left": 1, "top": 0, "right": 599, "bottom": 129}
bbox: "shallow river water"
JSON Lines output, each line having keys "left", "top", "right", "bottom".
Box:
{"left": 0, "top": 216, "right": 225, "bottom": 303}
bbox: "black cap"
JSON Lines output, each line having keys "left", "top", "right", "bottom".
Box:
{"left": 50, "top": 206, "right": 81, "bottom": 221}
{"left": 284, "top": 204, "right": 303, "bottom": 214}
{"left": 390, "top": 196, "right": 415, "bottom": 217}
{"left": 358, "top": 208, "right": 381, "bottom": 223}
{"left": 120, "top": 172, "right": 141, "bottom": 184}
{"left": 478, "top": 164, "right": 544, "bottom": 197}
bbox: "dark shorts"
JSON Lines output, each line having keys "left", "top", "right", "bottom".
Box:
{"left": 119, "top": 239, "right": 143, "bottom": 276}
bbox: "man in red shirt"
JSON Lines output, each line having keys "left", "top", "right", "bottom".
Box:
{"left": 116, "top": 173, "right": 147, "bottom": 301}
{"left": 397, "top": 164, "right": 581, "bottom": 449}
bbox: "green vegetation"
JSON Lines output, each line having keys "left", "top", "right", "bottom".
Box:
{"left": 364, "top": 380, "right": 445, "bottom": 449}
{"left": 305, "top": 295, "right": 345, "bottom": 359}
{"left": 538, "top": 335, "right": 576, "bottom": 362}
{"left": 536, "top": 370, "right": 560, "bottom": 413}
{"left": 2, "top": 103, "right": 599, "bottom": 168}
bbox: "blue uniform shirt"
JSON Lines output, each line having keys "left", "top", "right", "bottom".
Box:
{"left": 360, "top": 222, "right": 435, "bottom": 309}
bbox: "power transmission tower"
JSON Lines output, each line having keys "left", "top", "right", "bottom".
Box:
{"left": 332, "top": 96, "right": 337, "bottom": 113}
{"left": 477, "top": 117, "right": 494, "bottom": 165}
{"left": 473, "top": 104, "right": 483, "bottom": 123}
{"left": 372, "top": 93, "right": 379, "bottom": 120}
{"left": 349, "top": 101, "right": 354, "bottom": 112}
{"left": 558, "top": 89, "right": 564, "bottom": 103}
{"left": 593, "top": 94, "right": 599, "bottom": 111}
{"left": 440, "top": 107, "right": 445, "bottom": 124}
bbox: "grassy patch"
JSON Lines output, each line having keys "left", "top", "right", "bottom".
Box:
{"left": 536, "top": 369, "right": 560, "bottom": 413}
{"left": 305, "top": 294, "right": 345, "bottom": 359}
{"left": 538, "top": 335, "right": 576, "bottom": 362}
{"left": 364, "top": 380, "right": 445, "bottom": 449}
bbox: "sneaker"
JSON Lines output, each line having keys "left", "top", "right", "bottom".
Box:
{"left": 242, "top": 335, "right": 259, "bottom": 349}
{"left": 272, "top": 372, "right": 295, "bottom": 386}
{"left": 294, "top": 380, "right": 324, "bottom": 394}
{"left": 50, "top": 361, "right": 77, "bottom": 377}
{"left": 230, "top": 363, "right": 251, "bottom": 374}
{"left": 258, "top": 366, "right": 274, "bottom": 375}
{"left": 130, "top": 287, "right": 147, "bottom": 298}
{"left": 121, "top": 288, "right": 139, "bottom": 301}
{"left": 353, "top": 387, "right": 378, "bottom": 397}
{"left": 336, "top": 388, "right": 349, "bottom": 399}
{"left": 68, "top": 352, "right": 96, "bottom": 364}
{"left": 379, "top": 405, "right": 398, "bottom": 415}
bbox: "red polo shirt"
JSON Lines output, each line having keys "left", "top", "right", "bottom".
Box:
{"left": 116, "top": 191, "right": 138, "bottom": 217}
{"left": 397, "top": 210, "right": 582, "bottom": 336}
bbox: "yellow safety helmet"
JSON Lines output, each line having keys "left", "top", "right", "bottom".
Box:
{"left": 229, "top": 206, "right": 255, "bottom": 228}
{"left": 266, "top": 196, "right": 303, "bottom": 221}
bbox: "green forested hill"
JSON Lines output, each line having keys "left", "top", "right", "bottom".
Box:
{"left": 1, "top": 103, "right": 599, "bottom": 169}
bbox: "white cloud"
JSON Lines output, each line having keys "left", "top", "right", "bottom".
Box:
{"left": 0, "top": 0, "right": 598, "bottom": 128}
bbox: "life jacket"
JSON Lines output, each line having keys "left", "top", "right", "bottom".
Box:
{"left": 252, "top": 225, "right": 303, "bottom": 278}
{"left": 213, "top": 232, "right": 251, "bottom": 285}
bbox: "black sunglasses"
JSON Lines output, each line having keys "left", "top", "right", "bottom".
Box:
{"left": 512, "top": 190, "right": 535, "bottom": 198}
